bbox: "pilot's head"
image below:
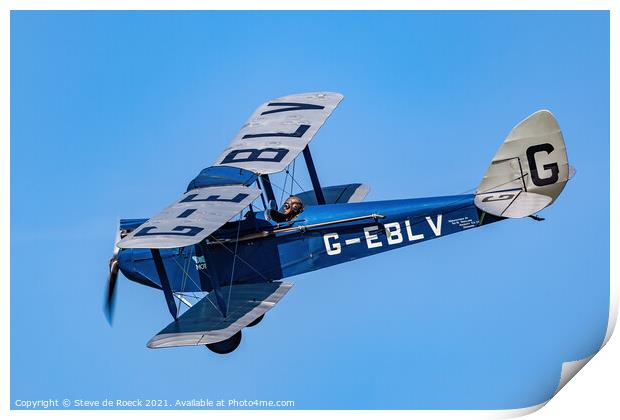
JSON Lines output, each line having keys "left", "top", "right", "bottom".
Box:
{"left": 282, "top": 196, "right": 304, "bottom": 218}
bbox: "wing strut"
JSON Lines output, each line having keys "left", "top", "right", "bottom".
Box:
{"left": 259, "top": 174, "right": 277, "bottom": 205}
{"left": 302, "top": 145, "right": 326, "bottom": 205}
{"left": 151, "top": 249, "right": 178, "bottom": 320}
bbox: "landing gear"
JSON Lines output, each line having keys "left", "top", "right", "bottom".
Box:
{"left": 204, "top": 314, "right": 264, "bottom": 354}
{"left": 206, "top": 331, "right": 242, "bottom": 354}
{"left": 247, "top": 314, "right": 264, "bottom": 327}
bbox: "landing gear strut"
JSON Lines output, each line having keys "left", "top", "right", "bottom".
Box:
{"left": 206, "top": 331, "right": 242, "bottom": 354}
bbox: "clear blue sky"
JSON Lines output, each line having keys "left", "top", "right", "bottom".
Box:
{"left": 11, "top": 11, "right": 609, "bottom": 409}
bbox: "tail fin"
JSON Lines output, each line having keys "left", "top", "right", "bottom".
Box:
{"left": 475, "top": 110, "right": 573, "bottom": 218}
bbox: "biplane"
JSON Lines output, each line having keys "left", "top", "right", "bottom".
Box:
{"left": 106, "top": 92, "right": 573, "bottom": 354}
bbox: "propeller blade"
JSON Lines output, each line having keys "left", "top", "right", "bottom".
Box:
{"left": 104, "top": 258, "right": 120, "bottom": 325}
{"left": 104, "top": 224, "right": 122, "bottom": 325}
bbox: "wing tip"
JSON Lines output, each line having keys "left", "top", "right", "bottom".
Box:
{"left": 271, "top": 91, "right": 344, "bottom": 102}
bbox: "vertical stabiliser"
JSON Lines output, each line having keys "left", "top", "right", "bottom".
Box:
{"left": 475, "top": 110, "right": 573, "bottom": 218}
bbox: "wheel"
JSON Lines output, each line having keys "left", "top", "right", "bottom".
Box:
{"left": 246, "top": 314, "right": 264, "bottom": 328}
{"left": 206, "top": 331, "right": 242, "bottom": 354}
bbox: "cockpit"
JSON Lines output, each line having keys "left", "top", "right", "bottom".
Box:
{"left": 266, "top": 196, "right": 304, "bottom": 223}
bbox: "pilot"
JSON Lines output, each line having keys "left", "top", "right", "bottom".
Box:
{"left": 268, "top": 195, "right": 304, "bottom": 223}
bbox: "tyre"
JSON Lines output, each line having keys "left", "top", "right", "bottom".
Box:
{"left": 206, "top": 330, "right": 242, "bottom": 354}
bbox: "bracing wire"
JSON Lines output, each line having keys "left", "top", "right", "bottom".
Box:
{"left": 284, "top": 166, "right": 306, "bottom": 192}
{"left": 290, "top": 159, "right": 296, "bottom": 196}
{"left": 269, "top": 177, "right": 302, "bottom": 198}
{"left": 169, "top": 250, "right": 222, "bottom": 314}
{"left": 169, "top": 254, "right": 202, "bottom": 293}
{"left": 226, "top": 212, "right": 243, "bottom": 313}
{"left": 208, "top": 235, "right": 269, "bottom": 282}
{"left": 279, "top": 164, "right": 291, "bottom": 204}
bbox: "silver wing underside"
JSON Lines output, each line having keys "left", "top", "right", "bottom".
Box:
{"left": 214, "top": 92, "right": 343, "bottom": 175}
{"left": 117, "top": 185, "right": 261, "bottom": 249}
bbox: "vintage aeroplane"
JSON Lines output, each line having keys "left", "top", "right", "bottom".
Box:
{"left": 106, "top": 92, "right": 573, "bottom": 354}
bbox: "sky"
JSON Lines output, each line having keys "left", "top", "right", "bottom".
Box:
{"left": 10, "top": 11, "right": 609, "bottom": 409}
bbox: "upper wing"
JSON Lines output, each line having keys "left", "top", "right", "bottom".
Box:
{"left": 117, "top": 185, "right": 261, "bottom": 249}
{"left": 118, "top": 93, "right": 342, "bottom": 249}
{"left": 214, "top": 92, "right": 343, "bottom": 174}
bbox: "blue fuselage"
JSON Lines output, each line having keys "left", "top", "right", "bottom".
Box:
{"left": 117, "top": 194, "right": 499, "bottom": 292}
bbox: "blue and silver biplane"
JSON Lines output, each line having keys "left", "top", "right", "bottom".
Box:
{"left": 106, "top": 92, "right": 573, "bottom": 354}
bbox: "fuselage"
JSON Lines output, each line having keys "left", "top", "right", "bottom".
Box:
{"left": 117, "top": 194, "right": 501, "bottom": 293}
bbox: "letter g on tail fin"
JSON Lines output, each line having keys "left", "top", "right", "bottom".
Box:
{"left": 475, "top": 110, "right": 573, "bottom": 218}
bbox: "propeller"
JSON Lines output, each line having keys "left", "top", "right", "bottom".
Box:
{"left": 104, "top": 227, "right": 121, "bottom": 325}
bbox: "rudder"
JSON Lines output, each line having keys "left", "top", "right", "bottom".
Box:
{"left": 475, "top": 110, "right": 573, "bottom": 218}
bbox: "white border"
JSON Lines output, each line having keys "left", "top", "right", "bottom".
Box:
{"left": 1, "top": 1, "right": 616, "bottom": 419}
